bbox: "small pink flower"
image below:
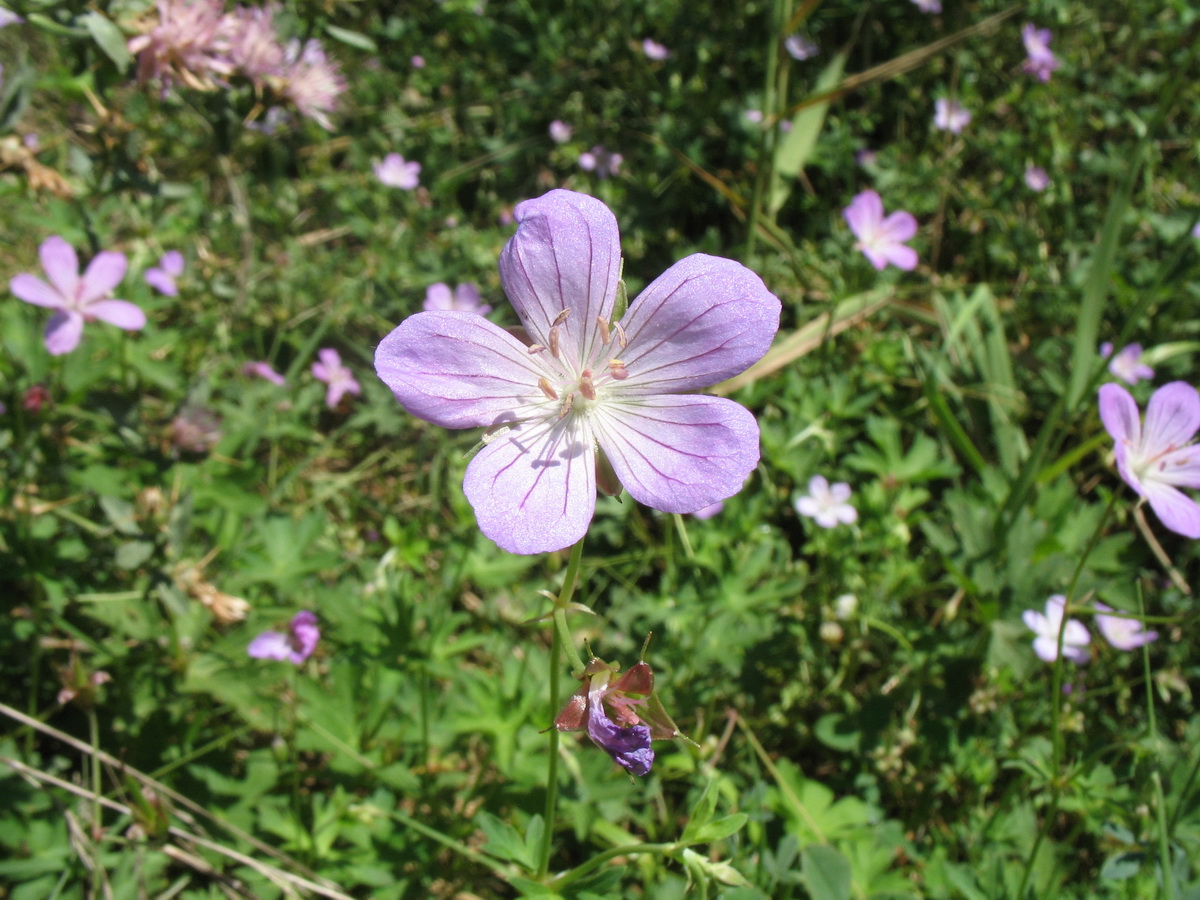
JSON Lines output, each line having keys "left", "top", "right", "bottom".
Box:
{"left": 1099, "top": 342, "right": 1154, "bottom": 386}
{"left": 242, "top": 361, "right": 286, "bottom": 385}
{"left": 785, "top": 34, "right": 818, "bottom": 60}
{"left": 934, "top": 98, "right": 971, "bottom": 134}
{"left": 423, "top": 282, "right": 492, "bottom": 316}
{"left": 795, "top": 475, "right": 857, "bottom": 528}
{"left": 1023, "top": 595, "right": 1090, "bottom": 663}
{"left": 548, "top": 120, "right": 573, "bottom": 144}
{"left": 1024, "top": 166, "right": 1050, "bottom": 191}
{"left": 312, "top": 348, "right": 361, "bottom": 408}
{"left": 375, "top": 153, "right": 421, "bottom": 189}
{"left": 843, "top": 190, "right": 918, "bottom": 271}
{"left": 0, "top": 7, "right": 24, "bottom": 27}
{"left": 10, "top": 236, "right": 145, "bottom": 356}
{"left": 744, "top": 109, "right": 764, "bottom": 124}
{"left": 1094, "top": 603, "right": 1158, "bottom": 652}
{"left": 280, "top": 39, "right": 345, "bottom": 130}
{"left": 910, "top": 0, "right": 941, "bottom": 12}
{"left": 410, "top": 54, "right": 425, "bottom": 68}
{"left": 248, "top": 610, "right": 320, "bottom": 664}
{"left": 641, "top": 38, "right": 670, "bottom": 60}
{"left": 578, "top": 146, "right": 623, "bottom": 179}
{"left": 144, "top": 250, "right": 185, "bottom": 296}
{"left": 1021, "top": 23, "right": 1060, "bottom": 83}
{"left": 126, "top": 0, "right": 234, "bottom": 93}
{"left": 225, "top": 4, "right": 285, "bottom": 86}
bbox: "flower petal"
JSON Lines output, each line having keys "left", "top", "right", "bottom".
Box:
{"left": 78, "top": 251, "right": 128, "bottom": 305}
{"left": 162, "top": 250, "right": 185, "bottom": 276}
{"left": 843, "top": 190, "right": 882, "bottom": 240}
{"left": 1154, "top": 445, "right": 1200, "bottom": 490}
{"left": 1098, "top": 383, "right": 1140, "bottom": 447}
{"left": 614, "top": 254, "right": 780, "bottom": 393}
{"left": 87, "top": 299, "right": 146, "bottom": 330}
{"left": 375, "top": 311, "right": 548, "bottom": 429}
{"left": 498, "top": 189, "right": 621, "bottom": 362}
{"left": 586, "top": 694, "right": 654, "bottom": 776}
{"left": 10, "top": 274, "right": 66, "bottom": 309}
{"left": 45, "top": 310, "right": 84, "bottom": 355}
{"left": 463, "top": 415, "right": 596, "bottom": 554}
{"left": 883, "top": 244, "right": 919, "bottom": 271}
{"left": 879, "top": 210, "right": 918, "bottom": 243}
{"left": 144, "top": 268, "right": 178, "bottom": 296}
{"left": 1143, "top": 381, "right": 1200, "bottom": 455}
{"left": 39, "top": 236, "right": 80, "bottom": 301}
{"left": 1143, "top": 480, "right": 1200, "bottom": 538}
{"left": 591, "top": 395, "right": 759, "bottom": 513}
{"left": 247, "top": 630, "right": 292, "bottom": 661}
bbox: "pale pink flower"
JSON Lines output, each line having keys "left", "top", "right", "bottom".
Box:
{"left": 911, "top": 0, "right": 941, "bottom": 12}
{"left": 1021, "top": 23, "right": 1060, "bottom": 82}
{"left": 784, "top": 34, "right": 818, "bottom": 60}
{"left": 1094, "top": 602, "right": 1158, "bottom": 652}
{"left": 843, "top": 190, "right": 918, "bottom": 271}
{"left": 744, "top": 109, "right": 764, "bottom": 124}
{"left": 242, "top": 361, "right": 286, "bottom": 385}
{"left": 424, "top": 282, "right": 491, "bottom": 316}
{"left": 375, "top": 153, "right": 421, "bottom": 189}
{"left": 127, "top": 0, "right": 234, "bottom": 93}
{"left": 280, "top": 39, "right": 345, "bottom": 130}
{"left": 1023, "top": 595, "right": 1090, "bottom": 663}
{"left": 0, "top": 6, "right": 23, "bottom": 27}
{"left": 933, "top": 98, "right": 971, "bottom": 133}
{"left": 642, "top": 38, "right": 670, "bottom": 60}
{"left": 795, "top": 475, "right": 857, "bottom": 528}
{"left": 144, "top": 250, "right": 185, "bottom": 296}
{"left": 1099, "top": 342, "right": 1154, "bottom": 386}
{"left": 1192, "top": 222, "right": 1200, "bottom": 239}
{"left": 1024, "top": 166, "right": 1050, "bottom": 191}
{"left": 313, "top": 348, "right": 361, "bottom": 408}
{"left": 225, "top": 4, "right": 285, "bottom": 86}
{"left": 579, "top": 146, "right": 623, "bottom": 179}
{"left": 10, "top": 236, "right": 145, "bottom": 356}
{"left": 248, "top": 610, "right": 319, "bottom": 664}
{"left": 410, "top": 55, "right": 425, "bottom": 69}
{"left": 549, "top": 120, "right": 573, "bottom": 144}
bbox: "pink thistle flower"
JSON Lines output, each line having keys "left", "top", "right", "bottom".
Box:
{"left": 127, "top": 0, "right": 235, "bottom": 93}
{"left": 424, "top": 282, "right": 492, "bottom": 316}
{"left": 1100, "top": 381, "right": 1200, "bottom": 538}
{"left": 1094, "top": 602, "right": 1158, "bottom": 652}
{"left": 1023, "top": 595, "right": 1090, "bottom": 663}
{"left": 794, "top": 475, "right": 857, "bottom": 528}
{"left": 1024, "top": 166, "right": 1050, "bottom": 191}
{"left": 279, "top": 39, "right": 345, "bottom": 130}
{"left": 313, "top": 348, "right": 361, "bottom": 408}
{"left": 1099, "top": 342, "right": 1154, "bottom": 386}
{"left": 641, "top": 38, "right": 670, "bottom": 60}
{"left": 248, "top": 610, "right": 320, "bottom": 664}
{"left": 1021, "top": 24, "right": 1061, "bottom": 83}
{"left": 785, "top": 34, "right": 818, "bottom": 60}
{"left": 375, "top": 153, "right": 421, "bottom": 189}
{"left": 226, "top": 4, "right": 285, "bottom": 86}
{"left": 934, "top": 98, "right": 971, "bottom": 133}
{"left": 843, "top": 190, "right": 918, "bottom": 271}
{"left": 548, "top": 120, "right": 573, "bottom": 144}
{"left": 144, "top": 250, "right": 185, "bottom": 296}
{"left": 578, "top": 146, "right": 623, "bottom": 179}
{"left": 242, "top": 361, "right": 286, "bottom": 385}
{"left": 375, "top": 189, "right": 780, "bottom": 555}
{"left": 910, "top": 0, "right": 941, "bottom": 12}
{"left": 10, "top": 236, "right": 145, "bottom": 356}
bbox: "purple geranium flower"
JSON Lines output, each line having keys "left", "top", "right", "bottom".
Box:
{"left": 144, "top": 250, "right": 185, "bottom": 296}
{"left": 641, "top": 38, "right": 670, "bottom": 60}
{"left": 10, "top": 236, "right": 146, "bottom": 356}
{"left": 242, "top": 360, "right": 287, "bottom": 385}
{"left": 1024, "top": 166, "right": 1050, "bottom": 192}
{"left": 1023, "top": 595, "right": 1090, "bottom": 663}
{"left": 424, "top": 282, "right": 492, "bottom": 316}
{"left": 843, "top": 190, "right": 918, "bottom": 271}
{"left": 578, "top": 146, "right": 623, "bottom": 179}
{"left": 1099, "top": 381, "right": 1200, "bottom": 538}
{"left": 795, "top": 475, "right": 857, "bottom": 528}
{"left": 548, "top": 120, "right": 573, "bottom": 144}
{"left": 1099, "top": 342, "right": 1154, "bottom": 386}
{"left": 934, "top": 98, "right": 971, "bottom": 134}
{"left": 1021, "top": 24, "right": 1060, "bottom": 82}
{"left": 313, "top": 348, "right": 361, "bottom": 408}
{"left": 248, "top": 610, "right": 320, "bottom": 664}
{"left": 1094, "top": 602, "right": 1158, "bottom": 652}
{"left": 375, "top": 153, "right": 421, "bottom": 189}
{"left": 586, "top": 680, "right": 653, "bottom": 775}
{"left": 375, "top": 189, "right": 780, "bottom": 554}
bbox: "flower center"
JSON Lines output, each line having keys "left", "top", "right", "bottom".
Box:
{"left": 530, "top": 309, "right": 630, "bottom": 419}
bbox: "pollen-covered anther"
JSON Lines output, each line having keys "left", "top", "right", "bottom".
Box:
{"left": 548, "top": 325, "right": 561, "bottom": 359}
{"left": 579, "top": 370, "right": 597, "bottom": 400}
{"left": 551, "top": 308, "right": 572, "bottom": 326}
{"left": 558, "top": 392, "right": 575, "bottom": 419}
{"left": 527, "top": 344, "right": 546, "bottom": 355}
{"left": 597, "top": 316, "right": 612, "bottom": 344}
{"left": 537, "top": 377, "right": 559, "bottom": 400}
{"left": 607, "top": 359, "right": 629, "bottom": 380}
{"left": 613, "top": 321, "right": 628, "bottom": 349}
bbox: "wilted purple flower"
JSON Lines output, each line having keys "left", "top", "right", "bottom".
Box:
{"left": 375, "top": 190, "right": 780, "bottom": 554}
{"left": 0, "top": 7, "right": 24, "bottom": 27}
{"left": 10, "top": 236, "right": 145, "bottom": 356}
{"left": 280, "top": 39, "right": 345, "bottom": 130}
{"left": 1023, "top": 595, "right": 1090, "bottom": 663}
{"left": 1099, "top": 342, "right": 1154, "bottom": 386}
{"left": 225, "top": 4, "right": 285, "bottom": 86}
{"left": 785, "top": 34, "right": 818, "bottom": 60}
{"left": 424, "top": 282, "right": 492, "bottom": 316}
{"left": 313, "top": 348, "right": 361, "bottom": 408}
{"left": 248, "top": 610, "right": 320, "bottom": 664}
{"left": 579, "top": 146, "right": 623, "bottom": 179}
{"left": 1099, "top": 381, "right": 1200, "bottom": 538}
{"left": 144, "top": 250, "right": 185, "bottom": 296}
{"left": 843, "top": 190, "right": 918, "bottom": 271}
{"left": 1024, "top": 166, "right": 1050, "bottom": 191}
{"left": 375, "top": 153, "right": 421, "bottom": 189}
{"left": 242, "top": 361, "right": 286, "bottom": 385}
{"left": 548, "top": 120, "right": 573, "bottom": 144}
{"left": 1021, "top": 24, "right": 1060, "bottom": 82}
{"left": 795, "top": 475, "right": 857, "bottom": 528}
{"left": 1094, "top": 602, "right": 1158, "bottom": 652}
{"left": 933, "top": 98, "right": 971, "bottom": 134}
{"left": 127, "top": 0, "right": 234, "bottom": 93}
{"left": 911, "top": 0, "right": 941, "bottom": 11}
{"left": 642, "top": 38, "right": 670, "bottom": 60}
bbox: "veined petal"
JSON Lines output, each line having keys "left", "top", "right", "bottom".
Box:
{"left": 45, "top": 310, "right": 84, "bottom": 356}
{"left": 78, "top": 251, "right": 128, "bottom": 305}
{"left": 1153, "top": 445, "right": 1200, "bottom": 490}
{"left": 39, "top": 236, "right": 80, "bottom": 302}
{"left": 843, "top": 190, "right": 882, "bottom": 240}
{"left": 1143, "top": 382, "right": 1200, "bottom": 454}
{"left": 1143, "top": 480, "right": 1200, "bottom": 539}
{"left": 592, "top": 395, "right": 759, "bottom": 513}
{"left": 615, "top": 255, "right": 780, "bottom": 393}
{"left": 498, "top": 190, "right": 621, "bottom": 365}
{"left": 1098, "top": 383, "right": 1140, "bottom": 447}
{"left": 463, "top": 415, "right": 596, "bottom": 554}
{"left": 375, "top": 311, "right": 548, "bottom": 429}
{"left": 87, "top": 299, "right": 146, "bottom": 330}
{"left": 10, "top": 274, "right": 67, "bottom": 309}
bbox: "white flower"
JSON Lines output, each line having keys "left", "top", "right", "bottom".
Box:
{"left": 1022, "top": 595, "right": 1090, "bottom": 663}
{"left": 795, "top": 475, "right": 857, "bottom": 528}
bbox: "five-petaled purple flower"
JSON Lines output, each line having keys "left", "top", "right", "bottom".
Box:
{"left": 1100, "top": 381, "right": 1200, "bottom": 538}
{"left": 795, "top": 475, "right": 857, "bottom": 528}
{"left": 1023, "top": 595, "right": 1090, "bottom": 664}
{"left": 248, "top": 610, "right": 320, "bottom": 664}
{"left": 10, "top": 236, "right": 146, "bottom": 356}
{"left": 375, "top": 153, "right": 421, "bottom": 189}
{"left": 843, "top": 190, "right": 918, "bottom": 271}
{"left": 1021, "top": 24, "right": 1060, "bottom": 83}
{"left": 145, "top": 250, "right": 185, "bottom": 296}
{"left": 1100, "top": 342, "right": 1154, "bottom": 386}
{"left": 424, "top": 282, "right": 492, "bottom": 316}
{"left": 375, "top": 190, "right": 780, "bottom": 554}
{"left": 1094, "top": 603, "right": 1158, "bottom": 652}
{"left": 313, "top": 348, "right": 362, "bottom": 408}
{"left": 934, "top": 98, "right": 971, "bottom": 134}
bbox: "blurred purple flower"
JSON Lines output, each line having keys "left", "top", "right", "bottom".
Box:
{"left": 1023, "top": 596, "right": 1090, "bottom": 663}
{"left": 934, "top": 98, "right": 971, "bottom": 133}
{"left": 168, "top": 405, "right": 221, "bottom": 455}
{"left": 375, "top": 153, "right": 421, "bottom": 189}
{"left": 911, "top": 0, "right": 941, "bottom": 12}
{"left": 579, "top": 146, "right": 623, "bottom": 179}
{"left": 225, "top": 4, "right": 285, "bottom": 86}
{"left": 785, "top": 34, "right": 818, "bottom": 60}
{"left": 410, "top": 54, "right": 425, "bottom": 68}
{"left": 10, "top": 236, "right": 145, "bottom": 356}
{"left": 795, "top": 475, "right": 857, "bottom": 528}
{"left": 23, "top": 133, "right": 39, "bottom": 150}
{"left": 843, "top": 190, "right": 918, "bottom": 271}
{"left": 1021, "top": 23, "right": 1060, "bottom": 82}
{"left": 855, "top": 148, "right": 878, "bottom": 167}
{"left": 1192, "top": 221, "right": 1200, "bottom": 239}
{"left": 0, "top": 7, "right": 23, "bottom": 27}
{"left": 375, "top": 189, "right": 780, "bottom": 554}
{"left": 744, "top": 109, "right": 764, "bottom": 124}
{"left": 1100, "top": 381, "right": 1200, "bottom": 538}
{"left": 144, "top": 250, "right": 185, "bottom": 296}
{"left": 280, "top": 39, "right": 345, "bottom": 130}
{"left": 313, "top": 348, "right": 361, "bottom": 408}
{"left": 1094, "top": 603, "right": 1158, "bottom": 652}
{"left": 548, "top": 120, "right": 573, "bottom": 144}
{"left": 127, "top": 0, "right": 235, "bottom": 93}
{"left": 642, "top": 38, "right": 670, "bottom": 60}
{"left": 1099, "top": 342, "right": 1154, "bottom": 386}
{"left": 248, "top": 610, "right": 320, "bottom": 664}
{"left": 1024, "top": 166, "right": 1050, "bottom": 191}
{"left": 693, "top": 501, "right": 724, "bottom": 520}
{"left": 242, "top": 361, "right": 286, "bottom": 385}
{"left": 424, "top": 282, "right": 491, "bottom": 316}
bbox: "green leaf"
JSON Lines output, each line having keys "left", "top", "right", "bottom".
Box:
{"left": 1099, "top": 851, "right": 1145, "bottom": 881}
{"left": 690, "top": 812, "right": 748, "bottom": 844}
{"left": 801, "top": 844, "right": 852, "bottom": 900}
{"left": 768, "top": 52, "right": 847, "bottom": 215}
{"left": 325, "top": 24, "right": 377, "bottom": 52}
{"left": 114, "top": 540, "right": 155, "bottom": 570}
{"left": 81, "top": 12, "right": 131, "bottom": 72}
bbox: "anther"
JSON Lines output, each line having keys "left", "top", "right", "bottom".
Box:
{"left": 613, "top": 321, "right": 628, "bottom": 349}
{"left": 607, "top": 359, "right": 629, "bottom": 380}
{"left": 528, "top": 344, "right": 546, "bottom": 355}
{"left": 537, "top": 378, "right": 559, "bottom": 400}
{"left": 579, "top": 370, "right": 597, "bottom": 400}
{"left": 558, "top": 393, "right": 575, "bottom": 419}
{"left": 597, "top": 316, "right": 612, "bottom": 345}
{"left": 548, "top": 325, "right": 561, "bottom": 359}
{"left": 552, "top": 308, "right": 572, "bottom": 326}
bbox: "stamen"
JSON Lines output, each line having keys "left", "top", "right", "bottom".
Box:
{"left": 552, "top": 308, "right": 572, "bottom": 326}
{"left": 537, "top": 377, "right": 559, "bottom": 400}
{"left": 596, "top": 316, "right": 612, "bottom": 345}
{"left": 607, "top": 359, "right": 629, "bottom": 380}
{"left": 548, "top": 325, "right": 561, "bottom": 359}
{"left": 579, "top": 370, "right": 597, "bottom": 400}
{"left": 527, "top": 344, "right": 546, "bottom": 355}
{"left": 613, "top": 321, "right": 628, "bottom": 349}
{"left": 481, "top": 425, "right": 511, "bottom": 445}
{"left": 558, "top": 393, "right": 575, "bottom": 419}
